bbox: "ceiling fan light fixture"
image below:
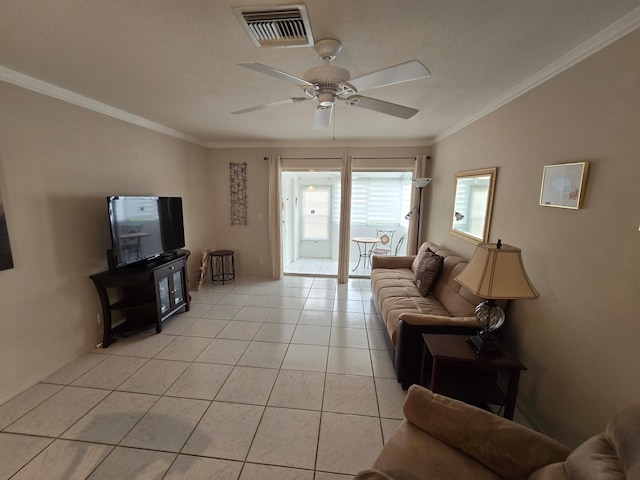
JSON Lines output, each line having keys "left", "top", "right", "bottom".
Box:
{"left": 317, "top": 92, "right": 335, "bottom": 107}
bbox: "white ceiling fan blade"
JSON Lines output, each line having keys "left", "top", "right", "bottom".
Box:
{"left": 232, "top": 97, "right": 308, "bottom": 114}
{"left": 238, "top": 63, "right": 316, "bottom": 88}
{"left": 345, "top": 96, "right": 418, "bottom": 119}
{"left": 349, "top": 61, "right": 431, "bottom": 92}
{"left": 314, "top": 104, "right": 333, "bottom": 129}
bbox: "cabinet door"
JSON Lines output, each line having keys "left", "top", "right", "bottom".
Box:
{"left": 153, "top": 257, "right": 188, "bottom": 321}
{"left": 158, "top": 276, "right": 172, "bottom": 315}
{"left": 171, "top": 269, "right": 185, "bottom": 307}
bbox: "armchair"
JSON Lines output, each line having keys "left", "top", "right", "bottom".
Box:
{"left": 355, "top": 385, "right": 640, "bottom": 480}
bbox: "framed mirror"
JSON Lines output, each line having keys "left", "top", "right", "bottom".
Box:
{"left": 450, "top": 167, "right": 497, "bottom": 243}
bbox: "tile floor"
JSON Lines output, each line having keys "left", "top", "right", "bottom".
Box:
{"left": 285, "top": 257, "right": 375, "bottom": 276}
{"left": 0, "top": 275, "right": 407, "bottom": 479}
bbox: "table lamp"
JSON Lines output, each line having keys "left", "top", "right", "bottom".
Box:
{"left": 454, "top": 239, "right": 539, "bottom": 354}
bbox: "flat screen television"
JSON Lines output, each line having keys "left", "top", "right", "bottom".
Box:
{"left": 106, "top": 196, "right": 185, "bottom": 269}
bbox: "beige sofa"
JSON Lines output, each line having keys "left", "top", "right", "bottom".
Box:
{"left": 371, "top": 242, "right": 488, "bottom": 387}
{"left": 355, "top": 385, "right": 640, "bottom": 480}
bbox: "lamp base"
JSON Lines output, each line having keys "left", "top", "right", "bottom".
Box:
{"left": 467, "top": 333, "right": 504, "bottom": 356}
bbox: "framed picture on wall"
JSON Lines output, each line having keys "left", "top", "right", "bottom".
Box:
{"left": 0, "top": 189, "right": 14, "bottom": 271}
{"left": 539, "top": 162, "right": 589, "bottom": 209}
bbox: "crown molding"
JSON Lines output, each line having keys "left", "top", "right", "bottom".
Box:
{"left": 434, "top": 6, "right": 640, "bottom": 144}
{"left": 207, "top": 138, "right": 434, "bottom": 149}
{"left": 0, "top": 66, "right": 209, "bottom": 148}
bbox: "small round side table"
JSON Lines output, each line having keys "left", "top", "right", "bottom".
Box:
{"left": 209, "top": 250, "right": 235, "bottom": 285}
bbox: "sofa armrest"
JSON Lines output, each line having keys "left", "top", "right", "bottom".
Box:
{"left": 371, "top": 255, "right": 415, "bottom": 270}
{"left": 403, "top": 385, "right": 572, "bottom": 480}
{"left": 398, "top": 312, "right": 479, "bottom": 328}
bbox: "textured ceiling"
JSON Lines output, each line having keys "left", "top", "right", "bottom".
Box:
{"left": 1, "top": 0, "right": 639, "bottom": 146}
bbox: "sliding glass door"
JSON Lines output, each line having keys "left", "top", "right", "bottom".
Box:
{"left": 349, "top": 171, "right": 412, "bottom": 275}
{"left": 278, "top": 156, "right": 423, "bottom": 279}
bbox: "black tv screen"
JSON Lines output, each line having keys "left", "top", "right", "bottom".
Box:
{"left": 107, "top": 196, "right": 185, "bottom": 268}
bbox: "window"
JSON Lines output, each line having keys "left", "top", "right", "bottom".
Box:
{"left": 336, "top": 172, "right": 412, "bottom": 225}
{"left": 301, "top": 185, "right": 330, "bottom": 240}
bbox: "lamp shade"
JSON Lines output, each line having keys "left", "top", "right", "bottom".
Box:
{"left": 454, "top": 242, "right": 539, "bottom": 299}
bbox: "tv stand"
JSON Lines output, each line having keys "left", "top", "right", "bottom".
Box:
{"left": 90, "top": 249, "right": 191, "bottom": 348}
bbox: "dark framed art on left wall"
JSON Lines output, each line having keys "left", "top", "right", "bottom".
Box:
{"left": 0, "top": 189, "right": 14, "bottom": 271}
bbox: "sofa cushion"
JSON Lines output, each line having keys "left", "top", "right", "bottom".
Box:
{"left": 431, "top": 254, "right": 482, "bottom": 316}
{"left": 372, "top": 254, "right": 415, "bottom": 271}
{"left": 412, "top": 295, "right": 451, "bottom": 317}
{"left": 413, "top": 249, "right": 443, "bottom": 296}
{"left": 371, "top": 272, "right": 415, "bottom": 300}
{"left": 381, "top": 296, "right": 423, "bottom": 344}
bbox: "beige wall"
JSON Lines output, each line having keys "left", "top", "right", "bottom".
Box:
{"left": 2, "top": 26, "right": 637, "bottom": 448}
{"left": 427, "top": 29, "right": 640, "bottom": 446}
{"left": 0, "top": 82, "right": 213, "bottom": 404}
{"left": 209, "top": 146, "right": 430, "bottom": 275}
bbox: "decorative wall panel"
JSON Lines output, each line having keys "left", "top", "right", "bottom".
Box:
{"left": 230, "top": 162, "right": 248, "bottom": 225}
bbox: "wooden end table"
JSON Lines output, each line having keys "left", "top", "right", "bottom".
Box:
{"left": 420, "top": 333, "right": 527, "bottom": 420}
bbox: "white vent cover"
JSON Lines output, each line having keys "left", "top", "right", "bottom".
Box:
{"left": 233, "top": 5, "right": 314, "bottom": 48}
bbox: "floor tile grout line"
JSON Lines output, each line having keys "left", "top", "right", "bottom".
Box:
{"left": 363, "top": 301, "right": 390, "bottom": 446}
{"left": 2, "top": 274, "right": 397, "bottom": 478}
{"left": 313, "top": 326, "right": 332, "bottom": 474}
{"left": 2, "top": 355, "right": 157, "bottom": 435}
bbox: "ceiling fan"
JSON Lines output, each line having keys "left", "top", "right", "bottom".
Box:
{"left": 232, "top": 38, "right": 431, "bottom": 129}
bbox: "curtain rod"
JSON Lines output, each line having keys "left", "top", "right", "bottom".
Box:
{"left": 266, "top": 155, "right": 431, "bottom": 160}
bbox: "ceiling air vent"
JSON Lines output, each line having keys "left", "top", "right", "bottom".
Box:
{"left": 233, "top": 5, "right": 314, "bottom": 48}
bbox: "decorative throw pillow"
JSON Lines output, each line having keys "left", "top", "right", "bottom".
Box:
{"left": 411, "top": 242, "right": 431, "bottom": 272}
{"left": 413, "top": 249, "right": 443, "bottom": 296}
